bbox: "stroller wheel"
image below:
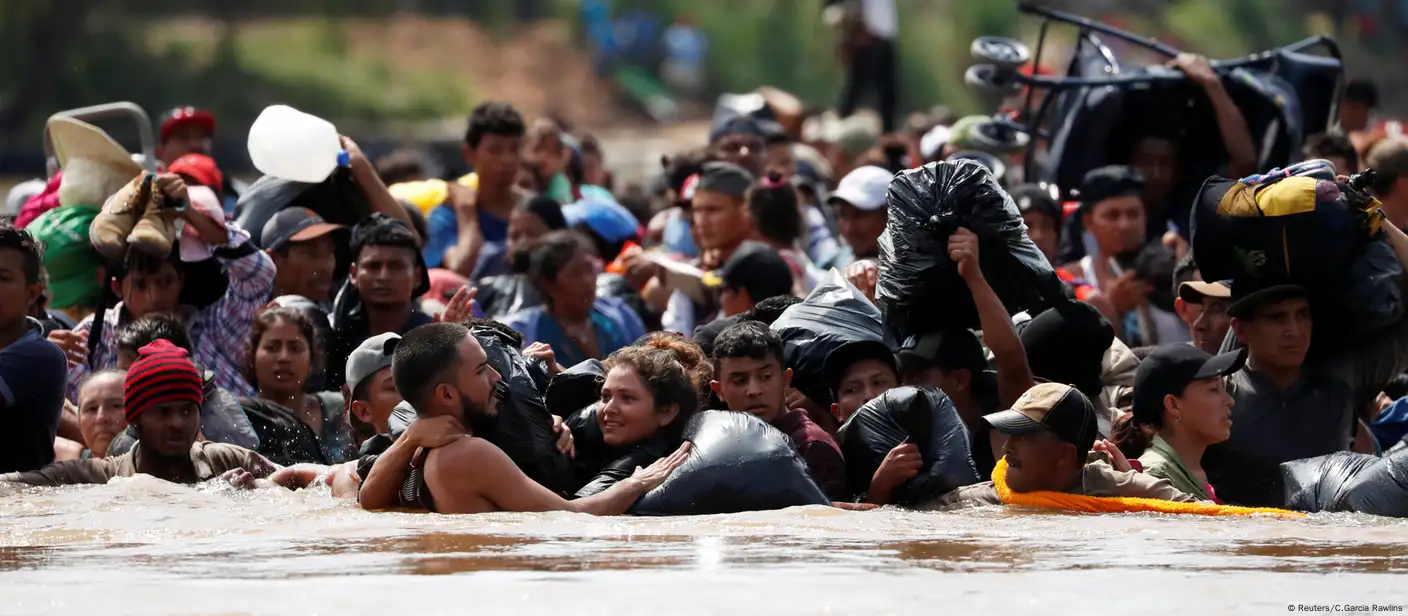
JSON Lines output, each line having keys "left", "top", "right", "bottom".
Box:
{"left": 971, "top": 37, "right": 1031, "bottom": 69}
{"left": 964, "top": 65, "right": 1022, "bottom": 95}
{"left": 970, "top": 119, "right": 1031, "bottom": 152}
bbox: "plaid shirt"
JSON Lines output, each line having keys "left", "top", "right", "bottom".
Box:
{"left": 66, "top": 223, "right": 275, "bottom": 401}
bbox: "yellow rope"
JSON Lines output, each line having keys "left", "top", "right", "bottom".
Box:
{"left": 991, "top": 458, "right": 1305, "bottom": 517}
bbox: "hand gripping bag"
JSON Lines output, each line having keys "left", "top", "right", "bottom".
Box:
{"left": 836, "top": 386, "right": 980, "bottom": 504}
{"left": 630, "top": 411, "right": 830, "bottom": 515}
{"left": 877, "top": 159, "right": 1062, "bottom": 337}
{"left": 470, "top": 324, "right": 575, "bottom": 495}
{"left": 564, "top": 404, "right": 674, "bottom": 498}
{"left": 770, "top": 269, "right": 896, "bottom": 409}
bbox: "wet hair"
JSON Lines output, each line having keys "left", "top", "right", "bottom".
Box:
{"left": 742, "top": 294, "right": 801, "bottom": 325}
{"left": 1172, "top": 252, "right": 1199, "bottom": 297}
{"left": 245, "top": 306, "right": 317, "bottom": 390}
{"left": 747, "top": 171, "right": 803, "bottom": 246}
{"left": 464, "top": 102, "right": 526, "bottom": 149}
{"left": 1345, "top": 78, "right": 1379, "bottom": 107}
{"left": 604, "top": 344, "right": 703, "bottom": 440}
{"left": 1110, "top": 412, "right": 1160, "bottom": 460}
{"left": 116, "top": 314, "right": 193, "bottom": 354}
{"left": 1303, "top": 132, "right": 1359, "bottom": 173}
{"left": 0, "top": 222, "right": 41, "bottom": 284}
{"left": 636, "top": 331, "right": 713, "bottom": 397}
{"left": 393, "top": 322, "right": 470, "bottom": 411}
{"left": 374, "top": 148, "right": 430, "bottom": 185}
{"left": 525, "top": 231, "right": 592, "bottom": 297}
{"left": 711, "top": 320, "right": 785, "bottom": 365}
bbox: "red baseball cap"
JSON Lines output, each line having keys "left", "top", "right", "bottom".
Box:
{"left": 168, "top": 153, "right": 223, "bottom": 194}
{"left": 159, "top": 107, "right": 216, "bottom": 142}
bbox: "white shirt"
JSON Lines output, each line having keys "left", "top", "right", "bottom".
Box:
{"left": 861, "top": 0, "right": 898, "bottom": 39}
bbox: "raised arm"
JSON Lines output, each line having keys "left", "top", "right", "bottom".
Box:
{"left": 1174, "top": 54, "right": 1257, "bottom": 178}
{"left": 343, "top": 136, "right": 419, "bottom": 242}
{"left": 950, "top": 228, "right": 1035, "bottom": 407}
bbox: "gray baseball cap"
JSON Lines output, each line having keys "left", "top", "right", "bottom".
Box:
{"left": 346, "top": 332, "right": 401, "bottom": 395}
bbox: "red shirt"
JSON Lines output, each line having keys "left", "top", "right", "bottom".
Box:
{"left": 770, "top": 408, "right": 849, "bottom": 501}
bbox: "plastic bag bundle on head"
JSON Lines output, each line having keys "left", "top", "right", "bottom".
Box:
{"left": 877, "top": 160, "right": 1062, "bottom": 337}
{"left": 770, "top": 270, "right": 896, "bottom": 409}
{"left": 235, "top": 168, "right": 369, "bottom": 249}
{"left": 1282, "top": 449, "right": 1408, "bottom": 516}
{"left": 1191, "top": 165, "right": 1403, "bottom": 345}
{"left": 547, "top": 360, "right": 605, "bottom": 417}
{"left": 470, "top": 325, "right": 575, "bottom": 495}
{"left": 835, "top": 386, "right": 980, "bottom": 504}
{"left": 630, "top": 411, "right": 830, "bottom": 515}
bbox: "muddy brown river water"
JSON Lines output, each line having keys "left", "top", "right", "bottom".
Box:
{"left": 2, "top": 476, "right": 1406, "bottom": 615}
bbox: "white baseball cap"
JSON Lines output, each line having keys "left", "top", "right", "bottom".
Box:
{"left": 828, "top": 165, "right": 894, "bottom": 212}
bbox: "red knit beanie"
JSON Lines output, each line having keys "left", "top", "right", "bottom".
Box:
{"left": 124, "top": 340, "right": 204, "bottom": 422}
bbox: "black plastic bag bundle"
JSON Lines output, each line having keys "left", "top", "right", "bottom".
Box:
{"left": 770, "top": 270, "right": 895, "bottom": 409}
{"left": 1281, "top": 451, "right": 1380, "bottom": 512}
{"left": 877, "top": 160, "right": 1061, "bottom": 337}
{"left": 631, "top": 411, "right": 830, "bottom": 515}
{"left": 235, "top": 168, "right": 369, "bottom": 248}
{"left": 546, "top": 360, "right": 605, "bottom": 417}
{"left": 1342, "top": 446, "right": 1408, "bottom": 517}
{"left": 565, "top": 403, "right": 611, "bottom": 490}
{"left": 475, "top": 275, "right": 542, "bottom": 319}
{"left": 470, "top": 325, "right": 575, "bottom": 495}
{"left": 835, "top": 386, "right": 980, "bottom": 504}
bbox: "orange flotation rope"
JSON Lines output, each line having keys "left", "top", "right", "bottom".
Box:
{"left": 991, "top": 458, "right": 1305, "bottom": 517}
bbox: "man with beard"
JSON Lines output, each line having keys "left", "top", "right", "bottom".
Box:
{"left": 359, "top": 322, "right": 688, "bottom": 514}
{"left": 1, "top": 340, "right": 276, "bottom": 487}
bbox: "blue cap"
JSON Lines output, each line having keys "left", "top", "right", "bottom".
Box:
{"left": 562, "top": 197, "right": 641, "bottom": 244}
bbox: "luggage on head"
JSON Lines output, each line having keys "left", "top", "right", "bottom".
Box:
{"left": 470, "top": 325, "right": 575, "bottom": 495}
{"left": 770, "top": 270, "right": 896, "bottom": 410}
{"left": 878, "top": 160, "right": 1062, "bottom": 339}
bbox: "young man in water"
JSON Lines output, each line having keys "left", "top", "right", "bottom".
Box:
{"left": 1204, "top": 221, "right": 1408, "bottom": 506}
{"left": 0, "top": 223, "right": 69, "bottom": 473}
{"left": 0, "top": 340, "right": 277, "bottom": 487}
{"left": 919, "top": 383, "right": 1201, "bottom": 509}
{"left": 710, "top": 321, "right": 849, "bottom": 500}
{"left": 325, "top": 215, "right": 432, "bottom": 390}
{"left": 359, "top": 322, "right": 688, "bottom": 514}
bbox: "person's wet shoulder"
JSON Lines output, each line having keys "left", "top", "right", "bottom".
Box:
{"left": 913, "top": 481, "right": 1002, "bottom": 510}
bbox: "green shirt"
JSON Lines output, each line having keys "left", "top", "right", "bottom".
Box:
{"left": 1137, "top": 435, "right": 1209, "bottom": 501}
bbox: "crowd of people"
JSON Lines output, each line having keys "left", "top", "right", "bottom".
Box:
{"left": 1, "top": 63, "right": 1406, "bottom": 518}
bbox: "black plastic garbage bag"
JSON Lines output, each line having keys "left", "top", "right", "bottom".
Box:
{"left": 235, "top": 168, "right": 369, "bottom": 248}
{"left": 1343, "top": 447, "right": 1408, "bottom": 517}
{"left": 476, "top": 275, "right": 542, "bottom": 319}
{"left": 631, "top": 411, "right": 830, "bottom": 515}
{"left": 835, "top": 386, "right": 980, "bottom": 505}
{"left": 877, "top": 160, "right": 1062, "bottom": 337}
{"left": 470, "top": 324, "right": 575, "bottom": 495}
{"left": 770, "top": 270, "right": 895, "bottom": 410}
{"left": 547, "top": 360, "right": 605, "bottom": 417}
{"left": 1281, "top": 451, "right": 1380, "bottom": 512}
{"left": 1320, "top": 239, "right": 1406, "bottom": 345}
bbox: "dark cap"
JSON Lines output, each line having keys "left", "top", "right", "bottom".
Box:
{"left": 897, "top": 329, "right": 985, "bottom": 376}
{"left": 261, "top": 208, "right": 348, "bottom": 252}
{"left": 350, "top": 213, "right": 431, "bottom": 298}
{"left": 824, "top": 339, "right": 899, "bottom": 395}
{"left": 158, "top": 107, "right": 215, "bottom": 142}
{"left": 983, "top": 382, "right": 1099, "bottom": 456}
{"left": 1131, "top": 344, "right": 1246, "bottom": 424}
{"left": 702, "top": 241, "right": 794, "bottom": 304}
{"left": 1227, "top": 281, "right": 1309, "bottom": 318}
{"left": 1078, "top": 165, "right": 1145, "bottom": 211}
{"left": 709, "top": 115, "right": 770, "bottom": 144}
{"left": 1018, "top": 302, "right": 1114, "bottom": 400}
{"left": 695, "top": 161, "right": 754, "bottom": 200}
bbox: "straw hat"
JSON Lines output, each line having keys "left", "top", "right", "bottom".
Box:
{"left": 49, "top": 117, "right": 142, "bottom": 177}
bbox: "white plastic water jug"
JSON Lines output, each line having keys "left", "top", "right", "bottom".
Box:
{"left": 247, "top": 105, "right": 344, "bottom": 183}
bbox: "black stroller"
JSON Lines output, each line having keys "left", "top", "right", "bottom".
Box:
{"left": 962, "top": 3, "right": 1344, "bottom": 198}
